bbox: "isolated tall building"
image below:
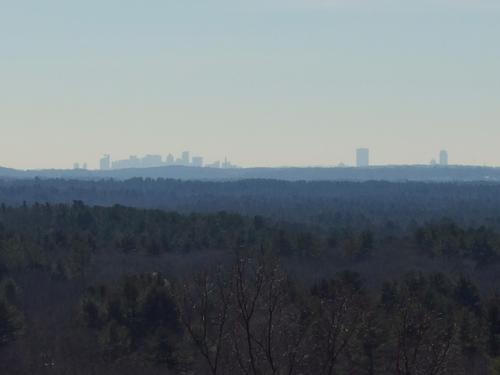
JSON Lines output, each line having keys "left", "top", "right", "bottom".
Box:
{"left": 356, "top": 148, "right": 370, "bottom": 168}
{"left": 439, "top": 150, "right": 448, "bottom": 166}
{"left": 100, "top": 154, "right": 111, "bottom": 170}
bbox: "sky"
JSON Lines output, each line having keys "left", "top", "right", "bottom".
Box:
{"left": 0, "top": 0, "right": 499, "bottom": 169}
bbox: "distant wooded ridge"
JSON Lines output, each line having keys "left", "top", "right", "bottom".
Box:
{"left": 2, "top": 178, "right": 500, "bottom": 229}
{"left": 2, "top": 164, "right": 500, "bottom": 181}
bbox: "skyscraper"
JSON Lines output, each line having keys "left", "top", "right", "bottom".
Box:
{"left": 181, "top": 151, "right": 190, "bottom": 166}
{"left": 100, "top": 154, "right": 111, "bottom": 170}
{"left": 439, "top": 150, "right": 448, "bottom": 166}
{"left": 165, "top": 154, "right": 174, "bottom": 165}
{"left": 356, "top": 148, "right": 369, "bottom": 168}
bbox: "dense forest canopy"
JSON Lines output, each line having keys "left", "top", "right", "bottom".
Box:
{"left": 2, "top": 178, "right": 500, "bottom": 228}
{"left": 1, "top": 180, "right": 500, "bottom": 374}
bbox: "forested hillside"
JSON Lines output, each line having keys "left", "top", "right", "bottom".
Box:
{"left": 2, "top": 179, "right": 500, "bottom": 228}
{"left": 1, "top": 200, "right": 500, "bottom": 374}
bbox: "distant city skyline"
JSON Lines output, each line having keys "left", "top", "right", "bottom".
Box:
{"left": 94, "top": 152, "right": 237, "bottom": 170}
{"left": 2, "top": 145, "right": 490, "bottom": 170}
{"left": 1, "top": 1, "right": 499, "bottom": 169}
{"left": 61, "top": 148, "right": 459, "bottom": 171}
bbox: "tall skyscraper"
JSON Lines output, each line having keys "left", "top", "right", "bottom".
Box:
{"left": 356, "top": 148, "right": 369, "bottom": 168}
{"left": 165, "top": 154, "right": 174, "bottom": 165}
{"left": 439, "top": 150, "right": 449, "bottom": 166}
{"left": 100, "top": 154, "right": 111, "bottom": 170}
{"left": 181, "top": 151, "right": 190, "bottom": 166}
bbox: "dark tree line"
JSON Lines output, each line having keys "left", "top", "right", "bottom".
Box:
{"left": 0, "top": 202, "right": 384, "bottom": 281}
{"left": 2, "top": 179, "right": 500, "bottom": 229}
{"left": 1, "top": 202, "right": 499, "bottom": 279}
{"left": 1, "top": 202, "right": 500, "bottom": 373}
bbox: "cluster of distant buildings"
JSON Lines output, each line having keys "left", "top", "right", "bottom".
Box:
{"left": 98, "top": 152, "right": 237, "bottom": 171}
{"left": 71, "top": 148, "right": 450, "bottom": 171}
{"left": 73, "top": 162, "right": 88, "bottom": 170}
{"left": 355, "top": 148, "right": 449, "bottom": 168}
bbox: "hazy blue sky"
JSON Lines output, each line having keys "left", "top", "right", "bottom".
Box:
{"left": 1, "top": 0, "right": 499, "bottom": 169}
